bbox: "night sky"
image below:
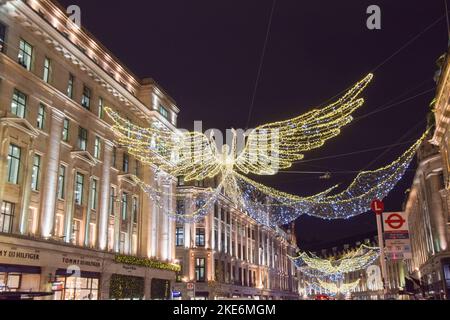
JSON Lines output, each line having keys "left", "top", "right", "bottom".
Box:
{"left": 58, "top": 0, "right": 448, "bottom": 250}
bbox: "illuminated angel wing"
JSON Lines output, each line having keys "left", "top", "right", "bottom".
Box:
{"left": 105, "top": 107, "right": 222, "bottom": 181}
{"left": 235, "top": 74, "right": 374, "bottom": 175}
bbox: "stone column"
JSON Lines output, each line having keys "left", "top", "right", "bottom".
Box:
{"left": 38, "top": 267, "right": 58, "bottom": 300}
{"left": 100, "top": 272, "right": 112, "bottom": 300}
{"left": 40, "top": 108, "right": 65, "bottom": 238}
{"left": 158, "top": 182, "right": 169, "bottom": 260}
{"left": 0, "top": 125, "right": 10, "bottom": 207}
{"left": 140, "top": 165, "right": 154, "bottom": 258}
{"left": 97, "top": 140, "right": 113, "bottom": 250}
{"left": 18, "top": 142, "right": 35, "bottom": 234}
{"left": 84, "top": 175, "right": 94, "bottom": 247}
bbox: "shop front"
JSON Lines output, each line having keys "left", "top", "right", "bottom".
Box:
{"left": 0, "top": 264, "right": 41, "bottom": 293}
{"left": 52, "top": 269, "right": 100, "bottom": 300}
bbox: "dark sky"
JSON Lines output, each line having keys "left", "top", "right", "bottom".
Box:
{"left": 58, "top": 0, "right": 448, "bottom": 250}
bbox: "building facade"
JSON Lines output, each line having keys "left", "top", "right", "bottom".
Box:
{"left": 0, "top": 0, "right": 180, "bottom": 299}
{"left": 408, "top": 50, "right": 450, "bottom": 298}
{"left": 173, "top": 179, "right": 300, "bottom": 300}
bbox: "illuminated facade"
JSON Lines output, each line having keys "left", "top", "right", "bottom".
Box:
{"left": 173, "top": 179, "right": 300, "bottom": 300}
{"left": 407, "top": 128, "right": 450, "bottom": 299}
{"left": 0, "top": 0, "right": 179, "bottom": 299}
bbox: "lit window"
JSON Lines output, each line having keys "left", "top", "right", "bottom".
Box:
{"left": 196, "top": 228, "right": 205, "bottom": 247}
{"left": 94, "top": 136, "right": 101, "bottom": 159}
{"left": 11, "top": 89, "right": 27, "bottom": 119}
{"left": 60, "top": 119, "right": 69, "bottom": 143}
{"left": 67, "top": 74, "right": 74, "bottom": 99}
{"left": 78, "top": 127, "right": 88, "bottom": 151}
{"left": 58, "top": 165, "right": 66, "bottom": 200}
{"left": 0, "top": 201, "right": 15, "bottom": 234}
{"left": 37, "top": 103, "right": 46, "bottom": 130}
{"left": 98, "top": 97, "right": 104, "bottom": 119}
{"left": 7, "top": 144, "right": 21, "bottom": 184}
{"left": 18, "top": 39, "right": 32, "bottom": 70}
{"left": 176, "top": 227, "right": 184, "bottom": 247}
{"left": 121, "top": 193, "right": 128, "bottom": 221}
{"left": 158, "top": 105, "right": 169, "bottom": 119}
{"left": 81, "top": 85, "right": 91, "bottom": 109}
{"left": 91, "top": 179, "right": 98, "bottom": 210}
{"left": 43, "top": 57, "right": 52, "bottom": 83}
{"left": 195, "top": 258, "right": 206, "bottom": 282}
{"left": 31, "top": 154, "right": 41, "bottom": 191}
{"left": 74, "top": 173, "right": 84, "bottom": 206}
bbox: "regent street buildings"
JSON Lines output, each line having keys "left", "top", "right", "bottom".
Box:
{"left": 0, "top": 0, "right": 301, "bottom": 300}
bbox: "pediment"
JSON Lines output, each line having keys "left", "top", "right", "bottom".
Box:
{"left": 118, "top": 173, "right": 138, "bottom": 186}
{"left": 71, "top": 150, "right": 99, "bottom": 167}
{"left": 0, "top": 117, "right": 40, "bottom": 138}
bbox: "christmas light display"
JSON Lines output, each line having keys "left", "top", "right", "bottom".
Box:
{"left": 106, "top": 73, "right": 373, "bottom": 182}
{"left": 305, "top": 279, "right": 361, "bottom": 296}
{"left": 106, "top": 72, "right": 426, "bottom": 227}
{"left": 291, "top": 244, "right": 380, "bottom": 279}
{"left": 234, "top": 131, "right": 428, "bottom": 226}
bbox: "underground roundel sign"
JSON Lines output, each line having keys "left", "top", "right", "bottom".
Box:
{"left": 383, "top": 213, "right": 407, "bottom": 231}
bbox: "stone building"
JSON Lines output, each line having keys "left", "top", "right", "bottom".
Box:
{"left": 173, "top": 178, "right": 300, "bottom": 300}
{"left": 0, "top": 0, "right": 179, "bottom": 300}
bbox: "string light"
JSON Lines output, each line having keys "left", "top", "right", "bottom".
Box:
{"left": 106, "top": 74, "right": 373, "bottom": 182}
{"left": 234, "top": 131, "right": 428, "bottom": 226}
{"left": 291, "top": 244, "right": 380, "bottom": 279}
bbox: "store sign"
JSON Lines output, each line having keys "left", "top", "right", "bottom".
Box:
{"left": 0, "top": 243, "right": 103, "bottom": 271}
{"left": 0, "top": 245, "right": 41, "bottom": 265}
{"left": 382, "top": 212, "right": 412, "bottom": 260}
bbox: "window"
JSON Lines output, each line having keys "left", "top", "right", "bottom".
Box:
{"left": 7, "top": 144, "right": 21, "bottom": 184}
{"left": 109, "top": 187, "right": 116, "bottom": 216}
{"left": 0, "top": 202, "right": 14, "bottom": 233}
{"left": 18, "top": 39, "right": 32, "bottom": 70}
{"left": 112, "top": 147, "right": 117, "bottom": 168}
{"left": 176, "top": 227, "right": 184, "bottom": 247}
{"left": 11, "top": 89, "right": 27, "bottom": 119}
{"left": 177, "top": 176, "right": 185, "bottom": 186}
{"left": 67, "top": 74, "right": 74, "bottom": 98}
{"left": 62, "top": 118, "right": 69, "bottom": 142}
{"left": 122, "top": 153, "right": 129, "bottom": 173}
{"left": 98, "top": 97, "right": 104, "bottom": 119}
{"left": 37, "top": 103, "right": 46, "bottom": 130}
{"left": 90, "top": 179, "right": 98, "bottom": 210}
{"left": 158, "top": 105, "right": 169, "bottom": 119}
{"left": 74, "top": 173, "right": 84, "bottom": 206}
{"left": 57, "top": 165, "right": 66, "bottom": 200}
{"left": 0, "top": 22, "right": 6, "bottom": 52}
{"left": 195, "top": 258, "right": 206, "bottom": 282}
{"left": 176, "top": 200, "right": 185, "bottom": 215}
{"left": 81, "top": 85, "right": 91, "bottom": 109}
{"left": 31, "top": 155, "right": 41, "bottom": 191}
{"left": 78, "top": 127, "right": 88, "bottom": 151}
{"left": 195, "top": 228, "right": 205, "bottom": 247}
{"left": 94, "top": 137, "right": 101, "bottom": 159}
{"left": 121, "top": 193, "right": 128, "bottom": 221}
{"left": 134, "top": 160, "right": 139, "bottom": 177}
{"left": 43, "top": 57, "right": 51, "bottom": 83}
{"left": 132, "top": 198, "right": 138, "bottom": 224}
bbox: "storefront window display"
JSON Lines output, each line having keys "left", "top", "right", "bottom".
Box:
{"left": 0, "top": 265, "right": 41, "bottom": 293}
{"left": 53, "top": 269, "right": 100, "bottom": 300}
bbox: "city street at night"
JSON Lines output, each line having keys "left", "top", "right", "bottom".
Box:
{"left": 0, "top": 0, "right": 449, "bottom": 314}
